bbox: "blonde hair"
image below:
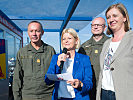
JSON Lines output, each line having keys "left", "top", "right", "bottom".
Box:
{"left": 61, "top": 28, "right": 80, "bottom": 50}
{"left": 105, "top": 3, "right": 130, "bottom": 35}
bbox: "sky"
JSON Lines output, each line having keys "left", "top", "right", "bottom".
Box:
{"left": 79, "top": 0, "right": 133, "bottom": 44}
{"left": 23, "top": 0, "right": 133, "bottom": 53}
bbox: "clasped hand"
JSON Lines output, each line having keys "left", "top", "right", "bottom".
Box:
{"left": 67, "top": 79, "right": 83, "bottom": 89}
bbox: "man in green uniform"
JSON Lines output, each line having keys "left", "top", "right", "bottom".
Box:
{"left": 78, "top": 17, "right": 110, "bottom": 100}
{"left": 13, "top": 21, "right": 56, "bottom": 100}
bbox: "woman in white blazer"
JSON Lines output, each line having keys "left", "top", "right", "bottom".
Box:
{"left": 96, "top": 3, "right": 133, "bottom": 100}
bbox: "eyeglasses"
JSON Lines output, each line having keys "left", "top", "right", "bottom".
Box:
{"left": 91, "top": 24, "right": 105, "bottom": 28}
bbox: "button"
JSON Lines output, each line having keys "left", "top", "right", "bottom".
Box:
{"left": 110, "top": 67, "right": 114, "bottom": 71}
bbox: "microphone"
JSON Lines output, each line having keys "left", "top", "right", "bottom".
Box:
{"left": 60, "top": 48, "right": 67, "bottom": 71}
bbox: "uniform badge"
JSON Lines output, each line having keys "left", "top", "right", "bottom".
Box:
{"left": 37, "top": 59, "right": 40, "bottom": 63}
{"left": 95, "top": 50, "right": 98, "bottom": 53}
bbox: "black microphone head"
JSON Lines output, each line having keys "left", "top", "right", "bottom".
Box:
{"left": 62, "top": 48, "right": 67, "bottom": 54}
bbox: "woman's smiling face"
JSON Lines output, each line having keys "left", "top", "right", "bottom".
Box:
{"left": 106, "top": 8, "right": 126, "bottom": 32}
{"left": 62, "top": 33, "right": 77, "bottom": 51}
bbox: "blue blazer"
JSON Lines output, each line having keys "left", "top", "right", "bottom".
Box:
{"left": 45, "top": 52, "right": 93, "bottom": 100}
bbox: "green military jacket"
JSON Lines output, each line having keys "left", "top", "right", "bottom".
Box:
{"left": 78, "top": 34, "right": 110, "bottom": 83}
{"left": 13, "top": 41, "right": 56, "bottom": 100}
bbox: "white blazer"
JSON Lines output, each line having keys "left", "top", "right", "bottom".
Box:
{"left": 96, "top": 30, "right": 133, "bottom": 100}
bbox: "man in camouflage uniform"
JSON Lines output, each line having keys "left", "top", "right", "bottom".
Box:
{"left": 13, "top": 21, "right": 56, "bottom": 100}
{"left": 78, "top": 17, "right": 110, "bottom": 100}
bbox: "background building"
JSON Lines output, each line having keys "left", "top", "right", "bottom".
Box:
{"left": 0, "top": 10, "right": 23, "bottom": 100}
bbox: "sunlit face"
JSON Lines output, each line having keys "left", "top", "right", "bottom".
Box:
{"left": 106, "top": 8, "right": 126, "bottom": 32}
{"left": 62, "top": 33, "right": 77, "bottom": 50}
{"left": 28, "top": 23, "right": 44, "bottom": 44}
{"left": 91, "top": 18, "right": 106, "bottom": 35}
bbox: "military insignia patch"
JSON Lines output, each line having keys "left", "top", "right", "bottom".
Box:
{"left": 37, "top": 59, "right": 40, "bottom": 63}
{"left": 95, "top": 50, "right": 98, "bottom": 53}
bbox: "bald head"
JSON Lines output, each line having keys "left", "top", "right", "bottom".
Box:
{"left": 92, "top": 17, "right": 106, "bottom": 25}
{"left": 91, "top": 17, "right": 106, "bottom": 36}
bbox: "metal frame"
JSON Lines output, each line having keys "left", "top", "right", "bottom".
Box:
{"left": 10, "top": 0, "right": 93, "bottom": 52}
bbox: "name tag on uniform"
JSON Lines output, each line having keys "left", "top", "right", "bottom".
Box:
{"left": 95, "top": 50, "right": 98, "bottom": 53}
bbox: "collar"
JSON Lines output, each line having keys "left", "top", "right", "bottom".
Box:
{"left": 27, "top": 41, "right": 47, "bottom": 53}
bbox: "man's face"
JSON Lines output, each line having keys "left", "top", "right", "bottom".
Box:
{"left": 28, "top": 23, "right": 43, "bottom": 44}
{"left": 91, "top": 18, "right": 106, "bottom": 35}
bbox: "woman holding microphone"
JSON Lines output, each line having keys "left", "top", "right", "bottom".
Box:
{"left": 45, "top": 28, "right": 93, "bottom": 100}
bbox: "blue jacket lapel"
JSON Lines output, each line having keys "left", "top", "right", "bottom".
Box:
{"left": 73, "top": 52, "right": 80, "bottom": 77}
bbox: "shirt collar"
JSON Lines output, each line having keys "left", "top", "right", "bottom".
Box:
{"left": 27, "top": 41, "right": 46, "bottom": 53}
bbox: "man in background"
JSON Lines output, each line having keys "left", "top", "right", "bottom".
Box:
{"left": 13, "top": 21, "right": 56, "bottom": 100}
{"left": 78, "top": 17, "right": 110, "bottom": 100}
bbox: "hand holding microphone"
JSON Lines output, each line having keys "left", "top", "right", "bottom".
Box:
{"left": 57, "top": 48, "right": 67, "bottom": 70}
